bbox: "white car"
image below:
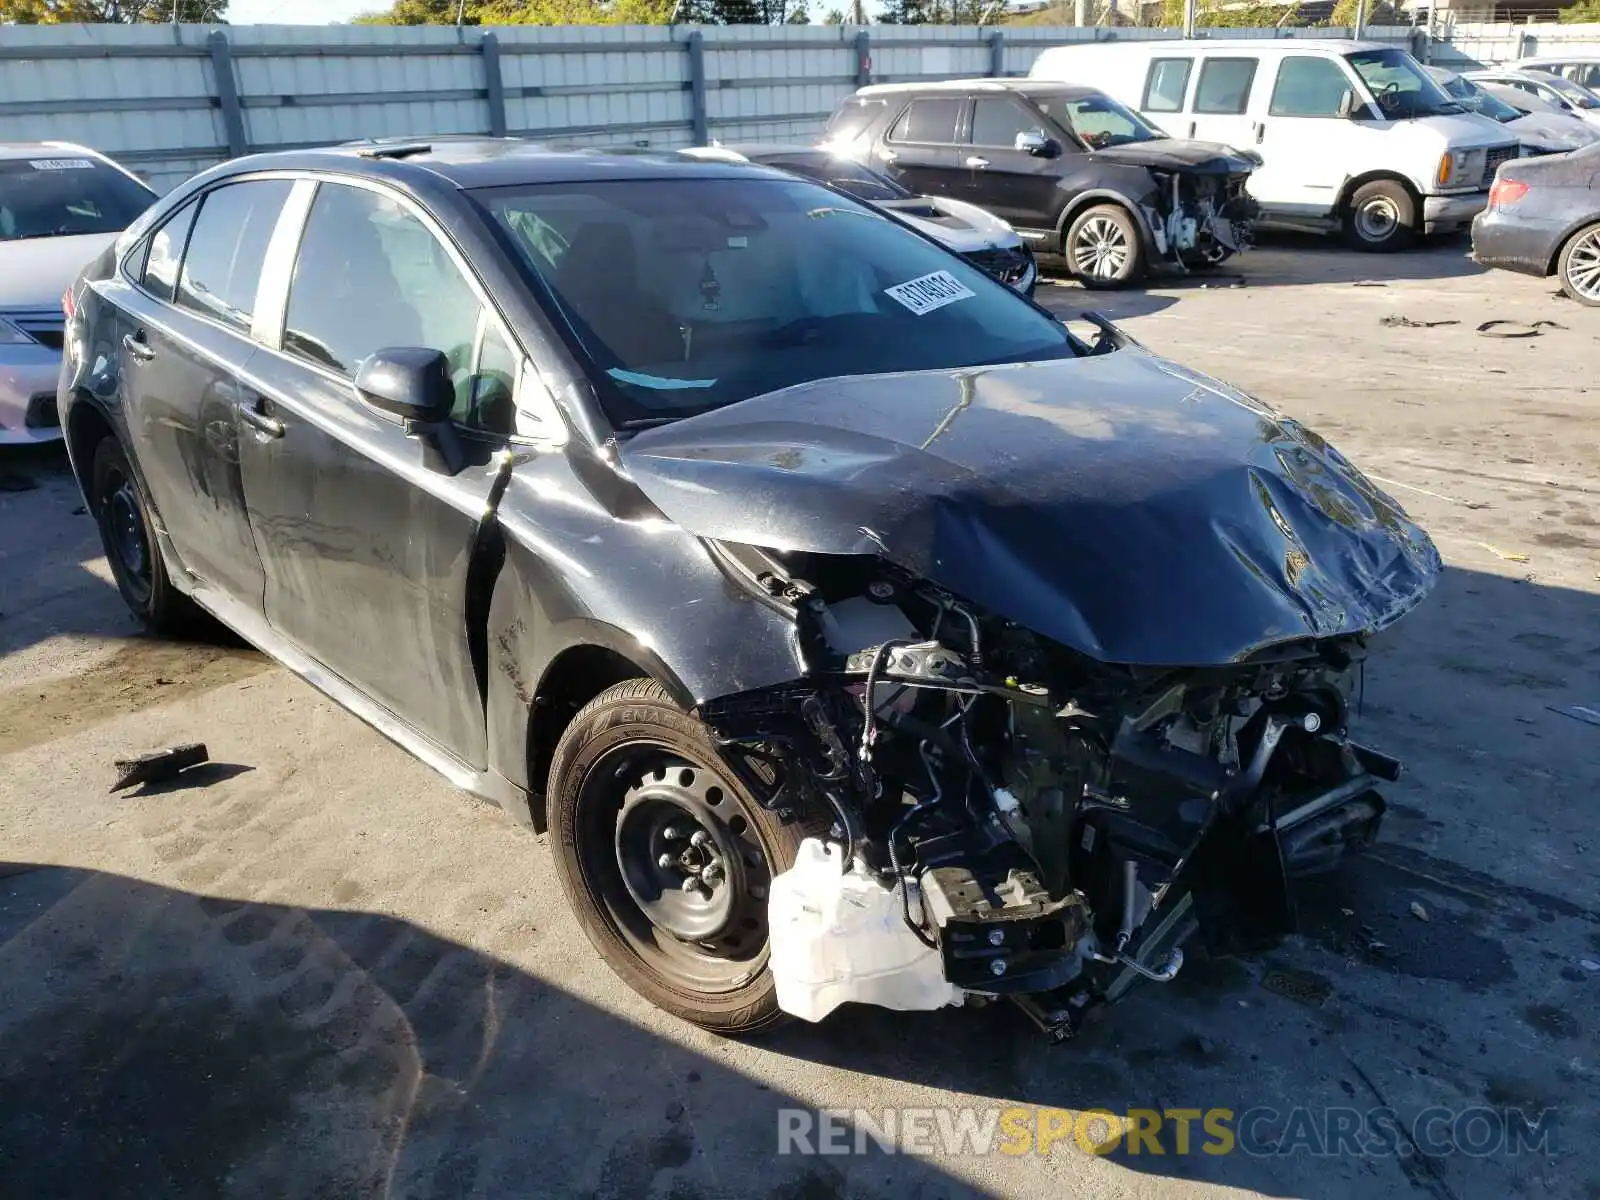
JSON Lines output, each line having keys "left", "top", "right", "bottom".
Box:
{"left": 1427, "top": 67, "right": 1599, "bottom": 155}
{"left": 1464, "top": 69, "right": 1600, "bottom": 131}
{"left": 680, "top": 144, "right": 1037, "bottom": 294}
{"left": 1510, "top": 55, "right": 1600, "bottom": 92}
{"left": 1, "top": 142, "right": 156, "bottom": 444}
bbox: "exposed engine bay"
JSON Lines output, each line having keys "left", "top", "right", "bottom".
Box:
{"left": 702, "top": 547, "right": 1398, "bottom": 1040}
{"left": 1146, "top": 169, "right": 1256, "bottom": 269}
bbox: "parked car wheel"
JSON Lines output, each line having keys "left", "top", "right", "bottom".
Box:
{"left": 1343, "top": 181, "right": 1416, "bottom": 252}
{"left": 1065, "top": 204, "right": 1144, "bottom": 288}
{"left": 90, "top": 437, "right": 199, "bottom": 634}
{"left": 547, "top": 678, "right": 819, "bottom": 1035}
{"left": 1556, "top": 221, "right": 1600, "bottom": 307}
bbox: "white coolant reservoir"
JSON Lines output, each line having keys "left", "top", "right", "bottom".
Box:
{"left": 768, "top": 838, "right": 962, "bottom": 1023}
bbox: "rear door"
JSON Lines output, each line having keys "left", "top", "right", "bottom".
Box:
{"left": 1137, "top": 54, "right": 1194, "bottom": 135}
{"left": 113, "top": 178, "right": 293, "bottom": 610}
{"left": 1184, "top": 55, "right": 1262, "bottom": 154}
{"left": 962, "top": 94, "right": 1066, "bottom": 234}
{"left": 236, "top": 177, "right": 518, "bottom": 767}
{"left": 877, "top": 96, "right": 967, "bottom": 198}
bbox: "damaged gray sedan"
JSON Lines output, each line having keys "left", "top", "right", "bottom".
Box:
{"left": 61, "top": 141, "right": 1439, "bottom": 1039}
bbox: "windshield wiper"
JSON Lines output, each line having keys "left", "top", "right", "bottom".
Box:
{"left": 618, "top": 415, "right": 689, "bottom": 430}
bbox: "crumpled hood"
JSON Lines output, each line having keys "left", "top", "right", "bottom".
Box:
{"left": 0, "top": 233, "right": 117, "bottom": 308}
{"left": 1508, "top": 111, "right": 1599, "bottom": 152}
{"left": 620, "top": 350, "right": 1440, "bottom": 666}
{"left": 1091, "top": 139, "right": 1256, "bottom": 175}
{"left": 875, "top": 195, "right": 1020, "bottom": 253}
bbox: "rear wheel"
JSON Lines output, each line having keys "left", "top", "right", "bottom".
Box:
{"left": 546, "top": 678, "right": 816, "bottom": 1035}
{"left": 1342, "top": 180, "right": 1416, "bottom": 252}
{"left": 90, "top": 437, "right": 199, "bottom": 634}
{"left": 1557, "top": 221, "right": 1600, "bottom": 307}
{"left": 1065, "top": 204, "right": 1144, "bottom": 288}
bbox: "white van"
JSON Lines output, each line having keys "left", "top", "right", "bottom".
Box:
{"left": 1029, "top": 38, "right": 1521, "bottom": 251}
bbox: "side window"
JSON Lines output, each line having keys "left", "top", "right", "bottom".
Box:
{"left": 472, "top": 323, "right": 520, "bottom": 434}
{"left": 1269, "top": 56, "right": 1355, "bottom": 118}
{"left": 176, "top": 180, "right": 292, "bottom": 333}
{"left": 282, "top": 182, "right": 510, "bottom": 433}
{"left": 887, "top": 97, "right": 963, "bottom": 145}
{"left": 140, "top": 200, "right": 197, "bottom": 304}
{"left": 1194, "top": 58, "right": 1258, "bottom": 115}
{"left": 970, "top": 98, "right": 1049, "bottom": 148}
{"left": 1143, "top": 58, "right": 1192, "bottom": 113}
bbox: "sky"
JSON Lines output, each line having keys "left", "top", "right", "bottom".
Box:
{"left": 229, "top": 0, "right": 381, "bottom": 20}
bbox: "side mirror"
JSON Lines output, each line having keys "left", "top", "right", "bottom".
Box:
{"left": 355, "top": 347, "right": 455, "bottom": 422}
{"left": 1015, "top": 130, "right": 1059, "bottom": 158}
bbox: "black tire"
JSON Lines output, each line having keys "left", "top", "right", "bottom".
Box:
{"left": 1556, "top": 221, "right": 1600, "bottom": 307}
{"left": 1064, "top": 204, "right": 1144, "bottom": 288}
{"left": 546, "top": 678, "right": 820, "bottom": 1035}
{"left": 90, "top": 437, "right": 200, "bottom": 635}
{"left": 1342, "top": 180, "right": 1416, "bottom": 252}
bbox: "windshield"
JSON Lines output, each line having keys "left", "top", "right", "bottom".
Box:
{"left": 478, "top": 177, "right": 1078, "bottom": 426}
{"left": 760, "top": 153, "right": 913, "bottom": 203}
{"left": 0, "top": 156, "right": 155, "bottom": 242}
{"left": 823, "top": 98, "right": 890, "bottom": 144}
{"left": 1034, "top": 93, "right": 1163, "bottom": 148}
{"left": 1538, "top": 73, "right": 1600, "bottom": 109}
{"left": 1347, "top": 49, "right": 1464, "bottom": 119}
{"left": 1436, "top": 73, "right": 1520, "bottom": 123}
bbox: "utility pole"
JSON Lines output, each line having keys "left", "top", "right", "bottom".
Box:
{"left": 1074, "top": 0, "right": 1088, "bottom": 26}
{"left": 457, "top": 0, "right": 468, "bottom": 25}
{"left": 1354, "top": 0, "right": 1367, "bottom": 38}
{"left": 1182, "top": 0, "right": 1196, "bottom": 37}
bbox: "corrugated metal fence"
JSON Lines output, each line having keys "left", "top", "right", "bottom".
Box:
{"left": 1, "top": 20, "right": 1594, "bottom": 193}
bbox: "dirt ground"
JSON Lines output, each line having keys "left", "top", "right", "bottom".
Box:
{"left": 1, "top": 233, "right": 1596, "bottom": 1200}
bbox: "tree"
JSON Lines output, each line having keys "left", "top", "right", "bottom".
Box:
{"left": 821, "top": 5, "right": 844, "bottom": 20}
{"left": 785, "top": 0, "right": 808, "bottom": 21}
{"left": 355, "top": 0, "right": 675, "bottom": 21}
{"left": 1560, "top": 0, "right": 1600, "bottom": 20}
{"left": 1157, "top": 0, "right": 1293, "bottom": 27}
{"left": 0, "top": 0, "right": 227, "bottom": 19}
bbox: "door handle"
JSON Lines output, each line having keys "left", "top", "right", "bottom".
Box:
{"left": 965, "top": 156, "right": 990, "bottom": 169}
{"left": 1188, "top": 121, "right": 1196, "bottom": 138}
{"left": 237, "top": 398, "right": 285, "bottom": 440}
{"left": 122, "top": 332, "right": 155, "bottom": 362}
{"left": 1254, "top": 122, "right": 1265, "bottom": 144}
{"left": 880, "top": 150, "right": 898, "bottom": 164}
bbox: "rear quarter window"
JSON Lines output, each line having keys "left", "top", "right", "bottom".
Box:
{"left": 826, "top": 98, "right": 889, "bottom": 142}
{"left": 1143, "top": 58, "right": 1193, "bottom": 113}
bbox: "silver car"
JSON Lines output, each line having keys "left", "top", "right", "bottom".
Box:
{"left": 1, "top": 142, "right": 155, "bottom": 444}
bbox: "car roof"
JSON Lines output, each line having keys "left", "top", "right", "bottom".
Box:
{"left": 1035, "top": 36, "right": 1392, "bottom": 54}
{"left": 214, "top": 138, "right": 773, "bottom": 191}
{"left": 0, "top": 140, "right": 103, "bottom": 163}
{"left": 704, "top": 143, "right": 834, "bottom": 161}
{"left": 1517, "top": 54, "right": 1600, "bottom": 63}
{"left": 856, "top": 79, "right": 1102, "bottom": 99}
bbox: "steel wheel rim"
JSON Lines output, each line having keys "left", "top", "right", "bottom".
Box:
{"left": 1566, "top": 229, "right": 1600, "bottom": 300}
{"left": 100, "top": 467, "right": 152, "bottom": 605}
{"left": 578, "top": 744, "right": 773, "bottom": 993}
{"left": 1355, "top": 197, "right": 1401, "bottom": 242}
{"left": 1072, "top": 216, "right": 1130, "bottom": 279}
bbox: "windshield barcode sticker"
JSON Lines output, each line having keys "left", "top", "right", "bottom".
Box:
{"left": 28, "top": 159, "right": 95, "bottom": 171}
{"left": 884, "top": 270, "right": 976, "bottom": 316}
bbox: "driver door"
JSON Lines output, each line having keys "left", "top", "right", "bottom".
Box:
{"left": 962, "top": 95, "right": 1065, "bottom": 235}
{"left": 236, "top": 179, "right": 519, "bottom": 768}
{"left": 1250, "top": 55, "right": 1374, "bottom": 219}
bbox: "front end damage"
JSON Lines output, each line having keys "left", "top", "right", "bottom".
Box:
{"left": 619, "top": 344, "right": 1438, "bottom": 1038}
{"left": 701, "top": 553, "right": 1398, "bottom": 1039}
{"left": 1145, "top": 168, "right": 1257, "bottom": 269}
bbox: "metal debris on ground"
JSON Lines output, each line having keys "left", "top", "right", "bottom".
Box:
{"left": 1478, "top": 541, "right": 1531, "bottom": 563}
{"left": 1580, "top": 960, "right": 1600, "bottom": 973}
{"left": 1352, "top": 280, "right": 1389, "bottom": 288}
{"left": 1476, "top": 319, "right": 1564, "bottom": 338}
{"left": 1261, "top": 967, "right": 1333, "bottom": 1008}
{"left": 1380, "top": 314, "right": 1459, "bottom": 328}
{"left": 1410, "top": 901, "right": 1431, "bottom": 922}
{"left": 110, "top": 743, "right": 210, "bottom": 792}
{"left": 1547, "top": 705, "right": 1600, "bottom": 728}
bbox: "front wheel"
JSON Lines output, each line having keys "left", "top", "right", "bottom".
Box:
{"left": 1342, "top": 181, "right": 1416, "bottom": 252}
{"left": 546, "top": 678, "right": 816, "bottom": 1034}
{"left": 1065, "top": 204, "right": 1144, "bottom": 288}
{"left": 1557, "top": 221, "right": 1600, "bottom": 307}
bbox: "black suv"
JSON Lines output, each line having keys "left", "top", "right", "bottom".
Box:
{"left": 822, "top": 80, "right": 1259, "bottom": 287}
